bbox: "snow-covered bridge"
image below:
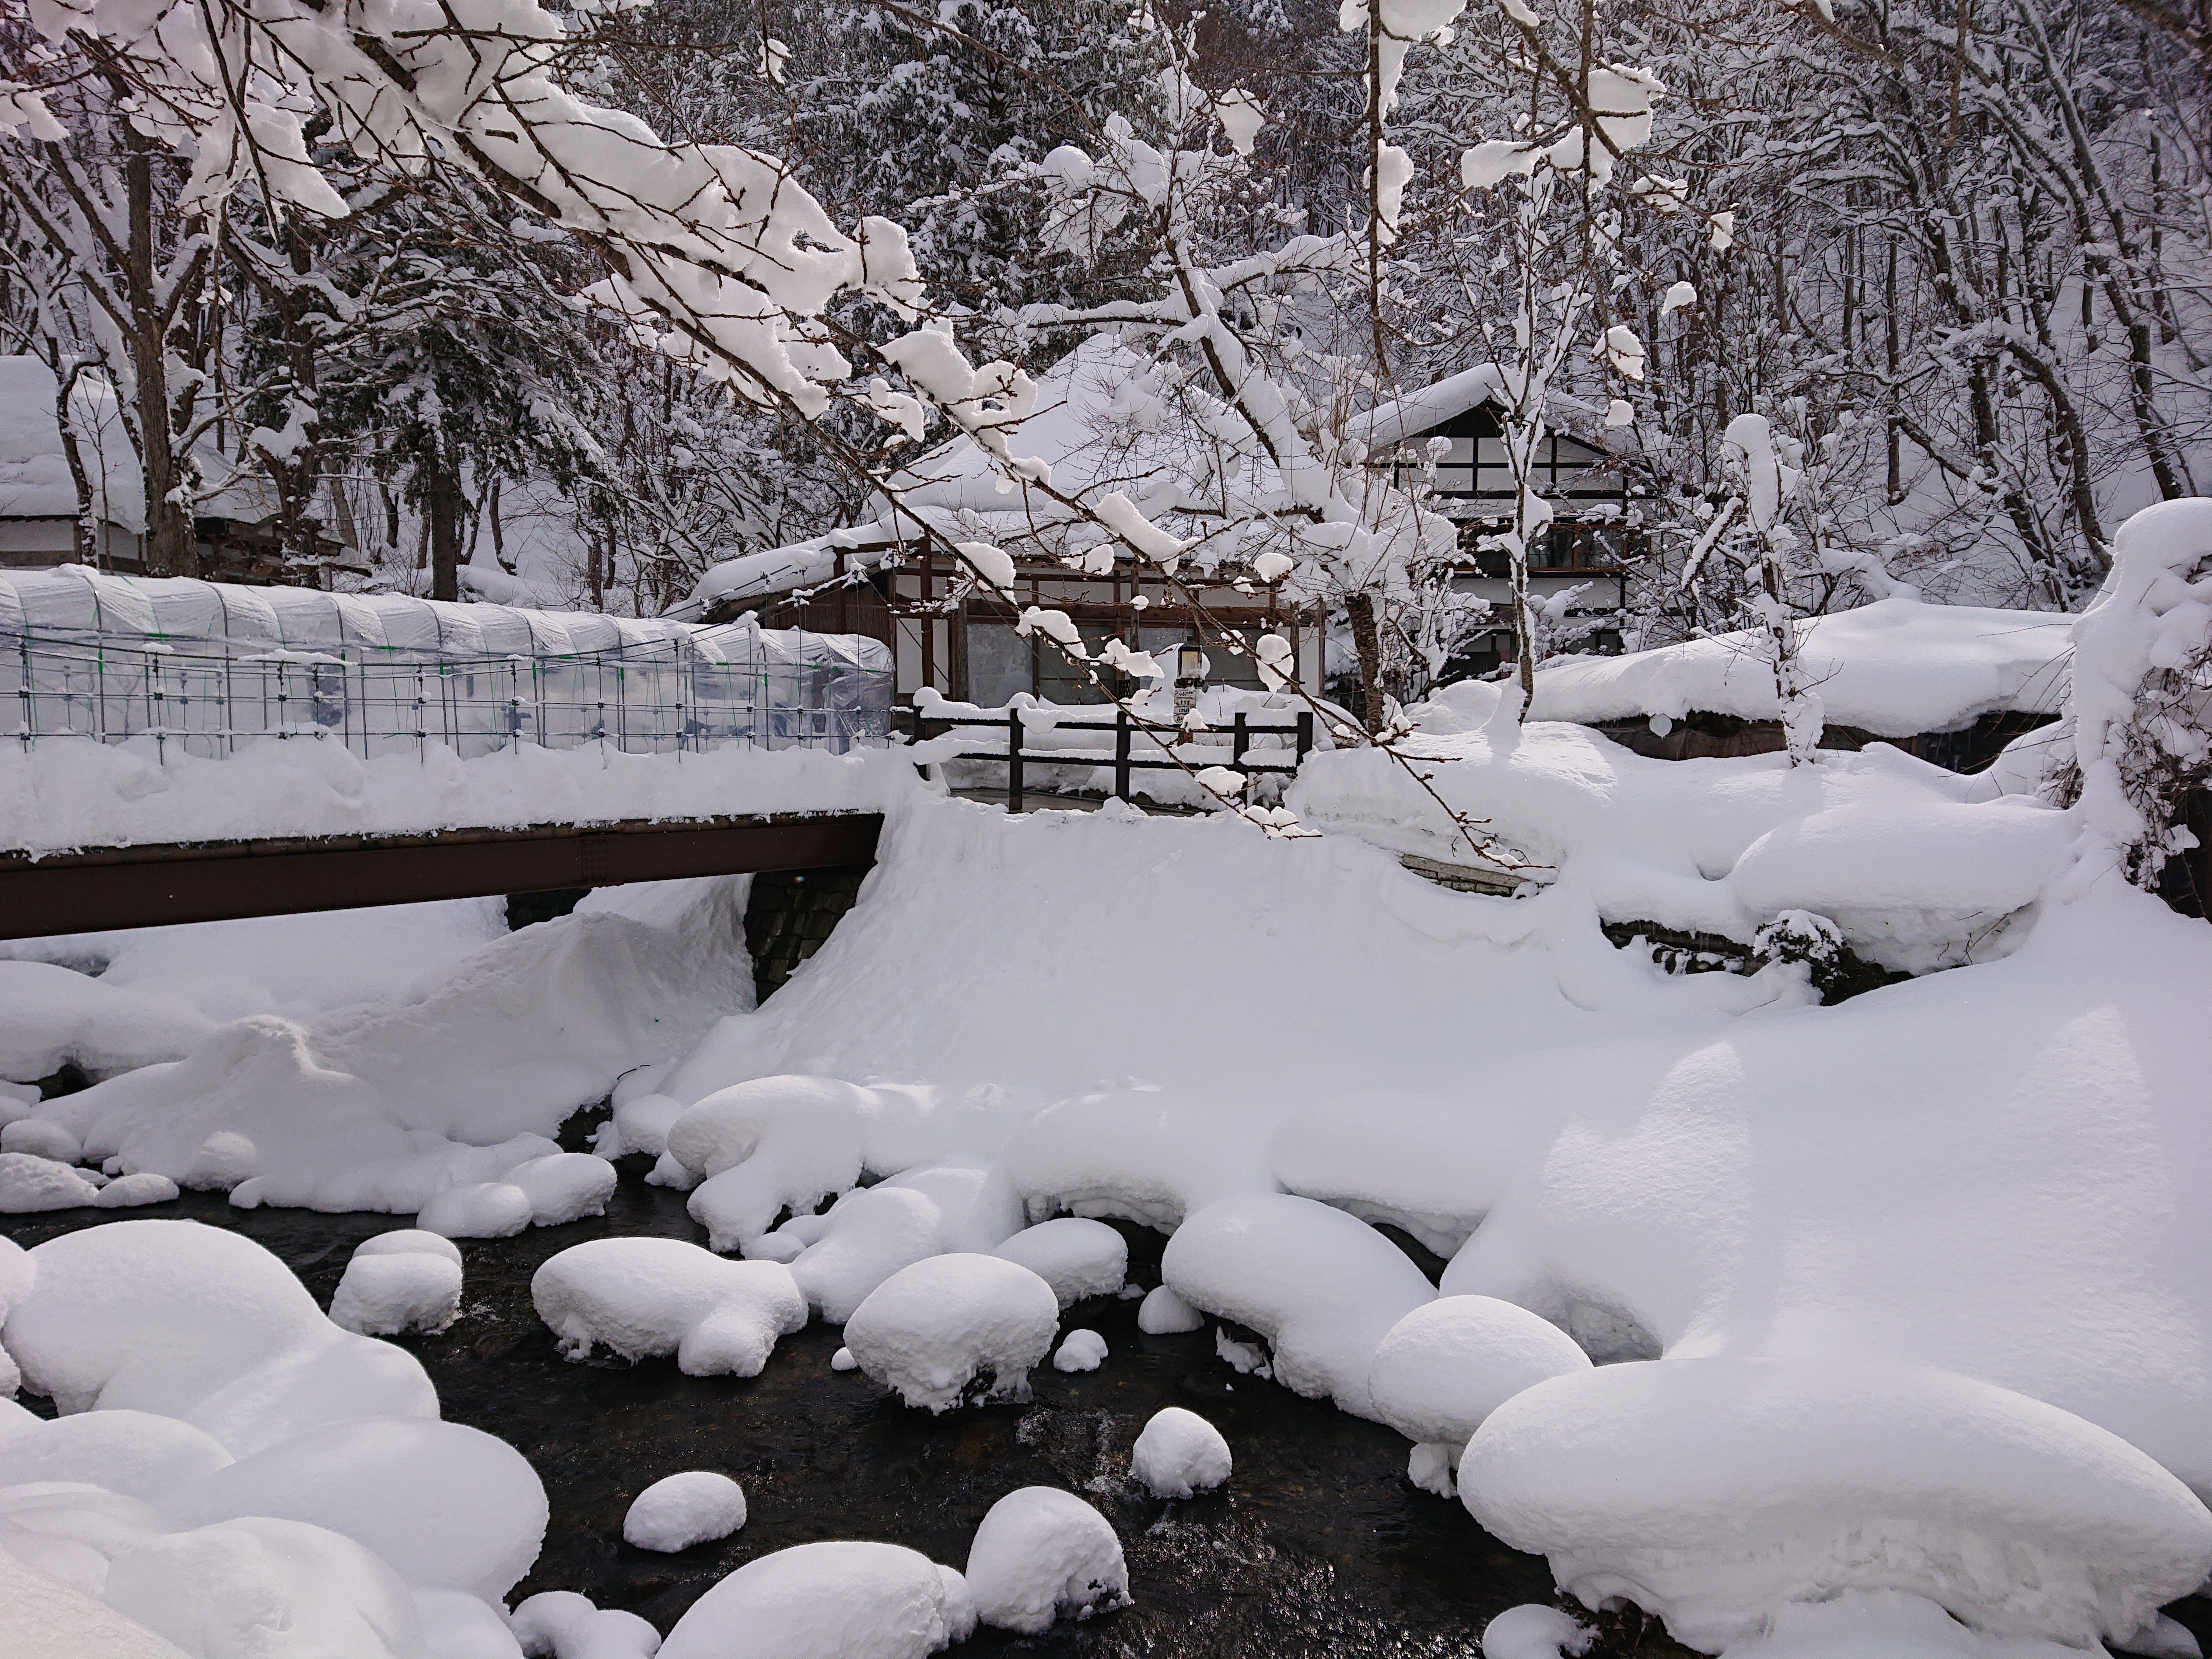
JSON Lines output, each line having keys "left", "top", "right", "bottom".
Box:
{"left": 0, "top": 568, "right": 898, "bottom": 937}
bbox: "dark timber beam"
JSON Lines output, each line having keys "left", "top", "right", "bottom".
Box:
{"left": 0, "top": 812, "right": 884, "bottom": 940}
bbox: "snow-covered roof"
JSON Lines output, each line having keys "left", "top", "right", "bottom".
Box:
{"left": 1527, "top": 598, "right": 2074, "bottom": 738}
{"left": 0, "top": 357, "right": 146, "bottom": 532}
{"left": 1354, "top": 365, "right": 1508, "bottom": 451}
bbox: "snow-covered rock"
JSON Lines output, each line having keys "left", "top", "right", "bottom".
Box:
{"left": 843, "top": 1253, "right": 1060, "bottom": 1413}
{"left": 1053, "top": 1329, "right": 1107, "bottom": 1372}
{"left": 1460, "top": 1356, "right": 2212, "bottom": 1651}
{"left": 418, "top": 1181, "right": 534, "bottom": 1239}
{"left": 0, "top": 1408, "right": 233, "bottom": 1499}
{"left": 414, "top": 1587, "right": 528, "bottom": 1659}
{"left": 3, "top": 1220, "right": 438, "bottom": 1456}
{"left": 331, "top": 1233, "right": 466, "bottom": 1337}
{"left": 161, "top": 1414, "right": 550, "bottom": 1603}
{"left": 507, "top": 1153, "right": 618, "bottom": 1226}
{"left": 599, "top": 1092, "right": 686, "bottom": 1160}
{"left": 510, "top": 1590, "right": 661, "bottom": 1659}
{"left": 1136, "top": 1285, "right": 1204, "bottom": 1334}
{"left": 964, "top": 1487, "right": 1130, "bottom": 1634}
{"left": 764, "top": 1152, "right": 1025, "bottom": 1322}
{"left": 1130, "top": 1407, "right": 1231, "bottom": 1499}
{"left": 93, "top": 1172, "right": 179, "bottom": 1208}
{"left": 668, "top": 1075, "right": 871, "bottom": 1253}
{"left": 1481, "top": 1603, "right": 1594, "bottom": 1659}
{"left": 0, "top": 1538, "right": 193, "bottom": 1659}
{"left": 1366, "top": 1296, "right": 1591, "bottom": 1495}
{"left": 531, "top": 1237, "right": 807, "bottom": 1378}
{"left": 992, "top": 1217, "right": 1127, "bottom": 1308}
{"left": 658, "top": 1540, "right": 975, "bottom": 1659}
{"left": 0, "top": 1151, "right": 100, "bottom": 1211}
{"left": 2, "top": 1118, "right": 83, "bottom": 1162}
{"left": 102, "top": 1515, "right": 429, "bottom": 1659}
{"left": 1161, "top": 1193, "right": 1434, "bottom": 1417}
{"left": 624, "top": 1470, "right": 747, "bottom": 1553}
{"left": 0, "top": 1480, "right": 172, "bottom": 1593}
{"left": 0, "top": 959, "right": 214, "bottom": 1083}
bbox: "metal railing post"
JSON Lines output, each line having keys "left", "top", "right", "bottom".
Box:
{"left": 1114, "top": 706, "right": 1131, "bottom": 802}
{"left": 1006, "top": 707, "right": 1024, "bottom": 813}
{"left": 1232, "top": 710, "right": 1249, "bottom": 778}
{"left": 1295, "top": 710, "right": 1313, "bottom": 766}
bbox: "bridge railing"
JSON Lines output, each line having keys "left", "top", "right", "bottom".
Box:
{"left": 4, "top": 624, "right": 895, "bottom": 761}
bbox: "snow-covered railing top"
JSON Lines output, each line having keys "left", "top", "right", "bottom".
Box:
{"left": 1527, "top": 598, "right": 2075, "bottom": 739}
{"left": 4, "top": 567, "right": 892, "bottom": 762}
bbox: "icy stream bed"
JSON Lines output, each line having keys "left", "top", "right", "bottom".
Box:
{"left": 7, "top": 1169, "right": 1587, "bottom": 1655}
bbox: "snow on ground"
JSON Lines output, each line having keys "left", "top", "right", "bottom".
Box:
{"left": 5, "top": 616, "right": 2212, "bottom": 1653}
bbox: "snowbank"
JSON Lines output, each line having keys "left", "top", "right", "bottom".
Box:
{"left": 1526, "top": 597, "right": 2073, "bottom": 738}
{"left": 1460, "top": 1356, "right": 2212, "bottom": 1651}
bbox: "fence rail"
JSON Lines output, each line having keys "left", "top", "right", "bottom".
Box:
{"left": 908, "top": 705, "right": 1314, "bottom": 812}
{"left": 5, "top": 626, "right": 894, "bottom": 762}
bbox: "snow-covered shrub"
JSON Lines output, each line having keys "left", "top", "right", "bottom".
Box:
{"left": 842, "top": 1254, "right": 1060, "bottom": 1413}
{"left": 1130, "top": 1408, "right": 1232, "bottom": 1499}
{"left": 1459, "top": 1355, "right": 2212, "bottom": 1652}
{"left": 658, "top": 1540, "right": 976, "bottom": 1659}
{"left": 1160, "top": 1193, "right": 1435, "bottom": 1417}
{"left": 2060, "top": 498, "right": 2212, "bottom": 892}
{"left": 531, "top": 1238, "right": 806, "bottom": 1378}
{"left": 1366, "top": 1297, "right": 1590, "bottom": 1497}
{"left": 964, "top": 1487, "right": 1130, "bottom": 1634}
{"left": 330, "top": 1232, "right": 465, "bottom": 1337}
{"left": 624, "top": 1470, "right": 747, "bottom": 1553}
{"left": 992, "top": 1217, "right": 1128, "bottom": 1309}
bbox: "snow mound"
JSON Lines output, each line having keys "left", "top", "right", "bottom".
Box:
{"left": 1460, "top": 1356, "right": 2212, "bottom": 1651}
{"left": 102, "top": 1515, "right": 428, "bottom": 1659}
{"left": 1053, "top": 1329, "right": 1107, "bottom": 1372}
{"left": 964, "top": 1486, "right": 1131, "bottom": 1634}
{"left": 508, "top": 1153, "right": 619, "bottom": 1226}
{"left": 1001, "top": 1086, "right": 1274, "bottom": 1232}
{"left": 3, "top": 1220, "right": 437, "bottom": 1456}
{"left": 1136, "top": 1285, "right": 1204, "bottom": 1334}
{"left": 94, "top": 1172, "right": 179, "bottom": 1209}
{"left": 624, "top": 1470, "right": 747, "bottom": 1553}
{"left": 0, "top": 1537, "right": 192, "bottom": 1659}
{"left": 992, "top": 1217, "right": 1128, "bottom": 1308}
{"left": 161, "top": 1414, "right": 550, "bottom": 1602}
{"left": 419, "top": 1181, "right": 535, "bottom": 1239}
{"left": 0, "top": 1480, "right": 170, "bottom": 1593}
{"left": 1129, "top": 1407, "right": 1231, "bottom": 1499}
{"left": 0, "top": 1409, "right": 233, "bottom": 1500}
{"left": 599, "top": 1092, "right": 686, "bottom": 1161}
{"left": 1161, "top": 1193, "right": 1435, "bottom": 1417}
{"left": 0, "top": 961, "right": 214, "bottom": 1084}
{"left": 331, "top": 1235, "right": 466, "bottom": 1337}
{"left": 1366, "top": 1296, "right": 1590, "bottom": 1494}
{"left": 510, "top": 1590, "right": 661, "bottom": 1659}
{"left": 414, "top": 1587, "right": 527, "bottom": 1659}
{"left": 0, "top": 1151, "right": 101, "bottom": 1212}
{"left": 3, "top": 1119, "right": 82, "bottom": 1161}
{"left": 1482, "top": 1603, "right": 1594, "bottom": 1659}
{"left": 531, "top": 1238, "right": 807, "bottom": 1377}
{"left": 844, "top": 1253, "right": 1061, "bottom": 1413}
{"left": 668, "top": 1075, "right": 872, "bottom": 1253}
{"left": 766, "top": 1154, "right": 1024, "bottom": 1323}
{"left": 658, "top": 1540, "right": 974, "bottom": 1659}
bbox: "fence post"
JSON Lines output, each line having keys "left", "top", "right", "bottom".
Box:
{"left": 1006, "top": 707, "right": 1024, "bottom": 813}
{"left": 1295, "top": 710, "right": 1312, "bottom": 766}
{"left": 1232, "top": 710, "right": 1249, "bottom": 777}
{"left": 1114, "top": 706, "right": 1131, "bottom": 802}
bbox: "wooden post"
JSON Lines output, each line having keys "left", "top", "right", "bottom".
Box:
{"left": 1232, "top": 710, "right": 1250, "bottom": 776}
{"left": 1006, "top": 708, "right": 1024, "bottom": 813}
{"left": 1295, "top": 711, "right": 1313, "bottom": 766}
{"left": 1114, "top": 706, "right": 1132, "bottom": 802}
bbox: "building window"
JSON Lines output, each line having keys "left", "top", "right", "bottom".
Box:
{"left": 965, "top": 622, "right": 1030, "bottom": 706}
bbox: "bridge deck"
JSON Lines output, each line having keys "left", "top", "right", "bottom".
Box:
{"left": 0, "top": 812, "right": 883, "bottom": 940}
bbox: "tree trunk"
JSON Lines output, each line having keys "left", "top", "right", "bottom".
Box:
{"left": 1346, "top": 591, "right": 1385, "bottom": 732}
{"left": 428, "top": 455, "right": 463, "bottom": 602}
{"left": 121, "top": 123, "right": 195, "bottom": 576}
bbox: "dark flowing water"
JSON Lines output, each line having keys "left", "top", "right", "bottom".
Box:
{"left": 11, "top": 1171, "right": 2210, "bottom": 1659}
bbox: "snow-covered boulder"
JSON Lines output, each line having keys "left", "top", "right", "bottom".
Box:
{"left": 0, "top": 1480, "right": 172, "bottom": 1594}
{"left": 1161, "top": 1193, "right": 1435, "bottom": 1417}
{"left": 992, "top": 1217, "right": 1127, "bottom": 1309}
{"left": 1366, "top": 1296, "right": 1591, "bottom": 1496}
{"left": 658, "top": 1540, "right": 976, "bottom": 1659}
{"left": 0, "top": 959, "right": 213, "bottom": 1083}
{"left": 668, "top": 1076, "right": 871, "bottom": 1253}
{"left": 843, "top": 1253, "right": 1060, "bottom": 1413}
{"left": 0, "top": 1150, "right": 100, "bottom": 1211}
{"left": 0, "top": 1537, "right": 195, "bottom": 1659}
{"left": 102, "top": 1515, "right": 428, "bottom": 1659}
{"left": 964, "top": 1487, "right": 1130, "bottom": 1634}
{"left": 506, "top": 1153, "right": 618, "bottom": 1227}
{"left": 3, "top": 1118, "right": 83, "bottom": 1162}
{"left": 330, "top": 1232, "right": 466, "bottom": 1337}
{"left": 1053, "top": 1329, "right": 1107, "bottom": 1372}
{"left": 1481, "top": 1604, "right": 1594, "bottom": 1659}
{"left": 624, "top": 1470, "right": 747, "bottom": 1553}
{"left": 414, "top": 1588, "right": 528, "bottom": 1659}
{"left": 161, "top": 1414, "right": 550, "bottom": 1603}
{"left": 0, "top": 1407, "right": 233, "bottom": 1500}
{"left": 2, "top": 1220, "right": 438, "bottom": 1456}
{"left": 94, "top": 1172, "right": 179, "bottom": 1208}
{"left": 1460, "top": 1356, "right": 2212, "bottom": 1651}
{"left": 532, "top": 1238, "right": 806, "bottom": 1377}
{"left": 1137, "top": 1285, "right": 1204, "bottom": 1334}
{"left": 763, "top": 1153, "right": 1025, "bottom": 1322}
{"left": 510, "top": 1591, "right": 659, "bottom": 1659}
{"left": 598, "top": 1091, "right": 686, "bottom": 1160}
{"left": 417, "top": 1181, "right": 534, "bottom": 1239}
{"left": 1130, "top": 1407, "right": 1231, "bottom": 1500}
